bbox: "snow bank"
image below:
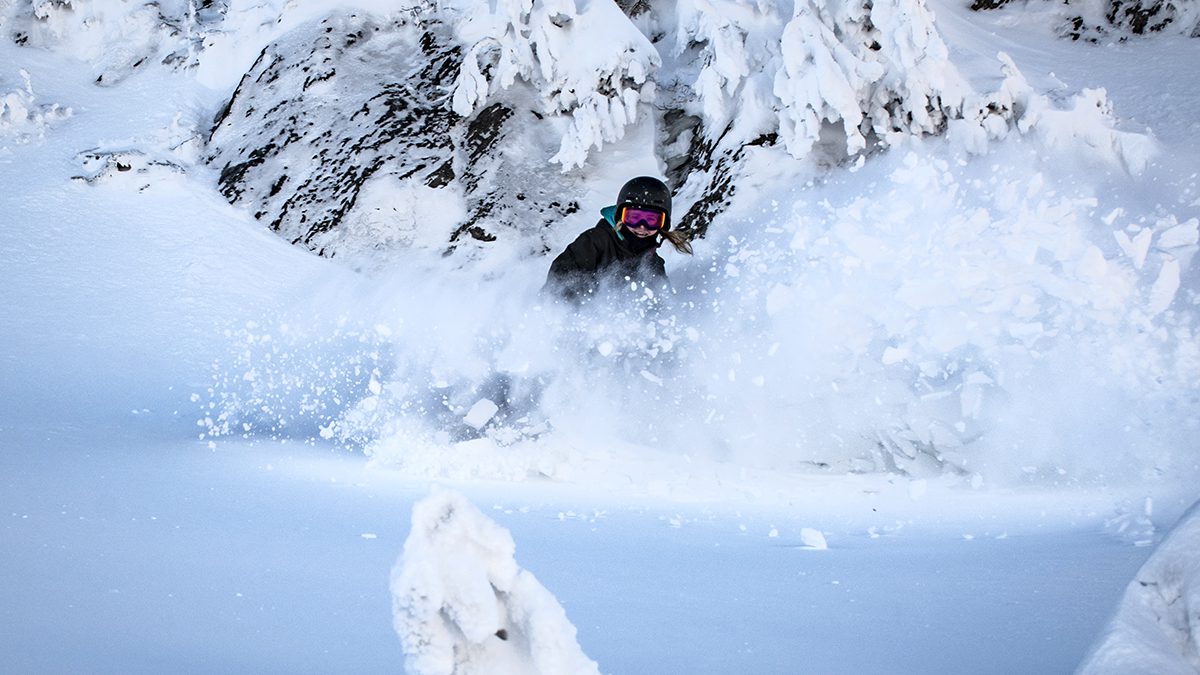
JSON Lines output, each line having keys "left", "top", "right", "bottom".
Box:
{"left": 1078, "top": 499, "right": 1200, "bottom": 675}
{"left": 391, "top": 489, "right": 601, "bottom": 675}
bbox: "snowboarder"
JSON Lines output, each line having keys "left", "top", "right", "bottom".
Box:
{"left": 543, "top": 176, "right": 692, "bottom": 302}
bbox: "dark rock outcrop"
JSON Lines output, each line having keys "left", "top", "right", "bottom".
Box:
{"left": 207, "top": 12, "right": 581, "bottom": 264}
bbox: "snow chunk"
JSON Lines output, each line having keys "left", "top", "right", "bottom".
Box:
{"left": 463, "top": 399, "right": 500, "bottom": 430}
{"left": 391, "top": 489, "right": 601, "bottom": 675}
{"left": 1103, "top": 499, "right": 1157, "bottom": 548}
{"left": 1114, "top": 228, "right": 1153, "bottom": 269}
{"left": 1156, "top": 219, "right": 1199, "bottom": 250}
{"left": 1147, "top": 258, "right": 1181, "bottom": 317}
{"left": 799, "top": 528, "right": 828, "bottom": 550}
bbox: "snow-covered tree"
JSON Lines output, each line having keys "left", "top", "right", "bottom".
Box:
{"left": 446, "top": 0, "right": 660, "bottom": 170}
{"left": 392, "top": 489, "right": 601, "bottom": 675}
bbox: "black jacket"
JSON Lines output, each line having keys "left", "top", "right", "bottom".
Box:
{"left": 544, "top": 219, "right": 667, "bottom": 301}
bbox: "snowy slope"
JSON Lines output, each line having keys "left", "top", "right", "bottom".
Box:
{"left": 1, "top": 0, "right": 1199, "bottom": 673}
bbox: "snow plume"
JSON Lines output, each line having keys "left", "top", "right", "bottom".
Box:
{"left": 197, "top": 320, "right": 393, "bottom": 442}
{"left": 1079, "top": 499, "right": 1200, "bottom": 675}
{"left": 197, "top": 136, "right": 1198, "bottom": 489}
{"left": 0, "top": 68, "right": 70, "bottom": 144}
{"left": 660, "top": 134, "right": 1199, "bottom": 484}
{"left": 447, "top": 0, "right": 660, "bottom": 170}
{"left": 189, "top": 0, "right": 1192, "bottom": 491}
{"left": 391, "top": 488, "right": 601, "bottom": 675}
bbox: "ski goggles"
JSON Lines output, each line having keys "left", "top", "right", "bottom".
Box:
{"left": 621, "top": 206, "right": 665, "bottom": 231}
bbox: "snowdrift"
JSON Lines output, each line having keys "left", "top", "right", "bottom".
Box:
{"left": 1079, "top": 499, "right": 1200, "bottom": 674}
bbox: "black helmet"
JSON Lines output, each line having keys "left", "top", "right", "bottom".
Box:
{"left": 617, "top": 176, "right": 672, "bottom": 230}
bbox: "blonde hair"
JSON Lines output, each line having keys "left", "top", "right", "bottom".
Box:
{"left": 660, "top": 228, "right": 693, "bottom": 255}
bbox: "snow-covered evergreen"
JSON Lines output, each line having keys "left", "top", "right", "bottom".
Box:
{"left": 447, "top": 0, "right": 659, "bottom": 170}
{"left": 391, "top": 489, "right": 600, "bottom": 675}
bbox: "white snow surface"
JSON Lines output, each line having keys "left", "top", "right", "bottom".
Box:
{"left": 2, "top": 0, "right": 1199, "bottom": 672}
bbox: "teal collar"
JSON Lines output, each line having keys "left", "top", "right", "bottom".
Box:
{"left": 601, "top": 205, "right": 623, "bottom": 240}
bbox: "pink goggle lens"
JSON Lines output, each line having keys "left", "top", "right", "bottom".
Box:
{"left": 623, "top": 207, "right": 663, "bottom": 230}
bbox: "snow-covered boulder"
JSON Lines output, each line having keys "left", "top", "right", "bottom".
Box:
{"left": 1078, "top": 500, "right": 1200, "bottom": 674}
{"left": 391, "top": 489, "right": 601, "bottom": 675}
{"left": 207, "top": 12, "right": 470, "bottom": 260}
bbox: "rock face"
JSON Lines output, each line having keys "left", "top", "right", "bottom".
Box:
{"left": 1060, "top": 0, "right": 1200, "bottom": 39}
{"left": 970, "top": 0, "right": 1200, "bottom": 39}
{"left": 206, "top": 12, "right": 582, "bottom": 265}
